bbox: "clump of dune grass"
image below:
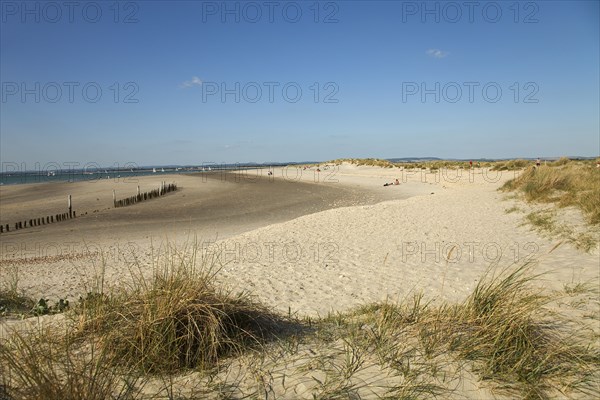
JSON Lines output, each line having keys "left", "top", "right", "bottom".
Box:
{"left": 502, "top": 160, "right": 600, "bottom": 225}
{"left": 330, "top": 158, "right": 397, "bottom": 168}
{"left": 331, "top": 158, "right": 477, "bottom": 172}
{"left": 0, "top": 326, "right": 142, "bottom": 400}
{"left": 432, "top": 265, "right": 598, "bottom": 397}
{"left": 331, "top": 264, "right": 600, "bottom": 399}
{"left": 75, "top": 243, "right": 287, "bottom": 374}
{"left": 551, "top": 157, "right": 572, "bottom": 166}
{"left": 491, "top": 158, "right": 532, "bottom": 171}
{"left": 446, "top": 266, "right": 555, "bottom": 384}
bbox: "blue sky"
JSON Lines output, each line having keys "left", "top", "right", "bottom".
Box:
{"left": 1, "top": 0, "right": 599, "bottom": 166}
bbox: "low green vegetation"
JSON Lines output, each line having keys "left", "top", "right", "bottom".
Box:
{"left": 0, "top": 266, "right": 36, "bottom": 317}
{"left": 0, "top": 291, "right": 34, "bottom": 317}
{"left": 502, "top": 159, "right": 600, "bottom": 225}
{"left": 328, "top": 157, "right": 530, "bottom": 172}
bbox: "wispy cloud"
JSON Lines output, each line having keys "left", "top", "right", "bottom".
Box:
{"left": 426, "top": 49, "right": 449, "bottom": 59}
{"left": 180, "top": 76, "right": 203, "bottom": 88}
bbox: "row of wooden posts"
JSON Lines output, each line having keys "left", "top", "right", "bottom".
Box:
{"left": 113, "top": 182, "right": 177, "bottom": 208}
{"left": 1, "top": 183, "right": 178, "bottom": 234}
{"left": 0, "top": 195, "right": 75, "bottom": 234}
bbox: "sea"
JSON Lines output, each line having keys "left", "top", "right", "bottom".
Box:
{"left": 0, "top": 164, "right": 289, "bottom": 186}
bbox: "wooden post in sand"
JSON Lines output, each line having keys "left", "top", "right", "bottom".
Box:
{"left": 68, "top": 195, "right": 72, "bottom": 218}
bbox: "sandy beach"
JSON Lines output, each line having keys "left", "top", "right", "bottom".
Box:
{"left": 1, "top": 163, "right": 599, "bottom": 399}
{"left": 1, "top": 164, "right": 597, "bottom": 315}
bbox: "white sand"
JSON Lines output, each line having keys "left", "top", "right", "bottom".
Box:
{"left": 1, "top": 164, "right": 598, "bottom": 316}
{"left": 213, "top": 164, "right": 599, "bottom": 315}
{"left": 2, "top": 163, "right": 598, "bottom": 399}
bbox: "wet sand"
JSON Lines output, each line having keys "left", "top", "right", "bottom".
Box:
{"left": 0, "top": 167, "right": 433, "bottom": 301}
{"left": 0, "top": 169, "right": 421, "bottom": 256}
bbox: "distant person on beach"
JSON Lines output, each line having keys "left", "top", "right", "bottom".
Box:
{"left": 536, "top": 158, "right": 541, "bottom": 167}
{"left": 470, "top": 160, "right": 473, "bottom": 168}
{"left": 394, "top": 179, "right": 400, "bottom": 185}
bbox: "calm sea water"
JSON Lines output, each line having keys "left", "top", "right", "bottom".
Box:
{"left": 0, "top": 170, "right": 188, "bottom": 186}
{"left": 0, "top": 166, "right": 275, "bottom": 186}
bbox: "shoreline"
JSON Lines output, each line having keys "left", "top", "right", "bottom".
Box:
{"left": 0, "top": 164, "right": 597, "bottom": 317}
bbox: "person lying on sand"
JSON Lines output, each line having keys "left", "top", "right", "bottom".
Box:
{"left": 383, "top": 179, "right": 400, "bottom": 187}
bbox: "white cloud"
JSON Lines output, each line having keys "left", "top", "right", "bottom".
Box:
{"left": 426, "top": 49, "right": 449, "bottom": 59}
{"left": 180, "top": 76, "right": 203, "bottom": 88}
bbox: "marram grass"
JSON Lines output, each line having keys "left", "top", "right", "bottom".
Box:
{"left": 1, "top": 248, "right": 598, "bottom": 399}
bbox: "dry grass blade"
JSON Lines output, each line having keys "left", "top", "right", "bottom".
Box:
{"left": 76, "top": 243, "right": 291, "bottom": 374}
{"left": 0, "top": 325, "right": 141, "bottom": 400}
{"left": 441, "top": 263, "right": 599, "bottom": 398}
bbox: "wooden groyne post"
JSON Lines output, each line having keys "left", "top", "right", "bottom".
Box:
{"left": 113, "top": 182, "right": 178, "bottom": 208}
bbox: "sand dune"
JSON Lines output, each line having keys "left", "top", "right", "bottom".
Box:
{"left": 1, "top": 164, "right": 597, "bottom": 316}
{"left": 1, "top": 163, "right": 599, "bottom": 399}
